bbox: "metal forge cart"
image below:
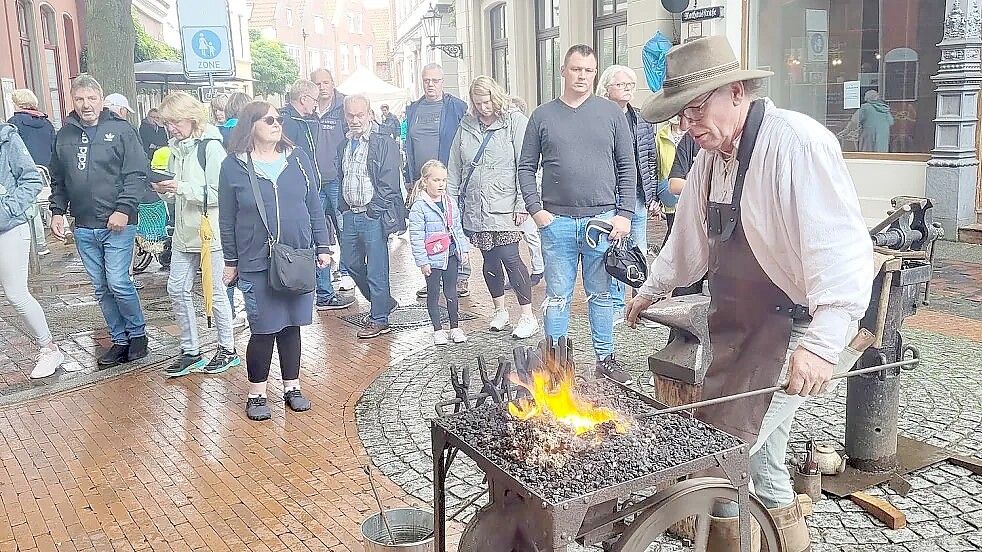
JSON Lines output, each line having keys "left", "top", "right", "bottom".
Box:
{"left": 430, "top": 342, "right": 785, "bottom": 552}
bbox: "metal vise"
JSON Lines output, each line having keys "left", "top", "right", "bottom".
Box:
{"left": 640, "top": 293, "right": 713, "bottom": 406}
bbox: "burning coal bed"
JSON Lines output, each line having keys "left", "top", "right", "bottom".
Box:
{"left": 437, "top": 379, "right": 742, "bottom": 504}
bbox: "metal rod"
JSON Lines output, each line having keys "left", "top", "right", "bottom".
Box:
{"left": 638, "top": 358, "right": 919, "bottom": 419}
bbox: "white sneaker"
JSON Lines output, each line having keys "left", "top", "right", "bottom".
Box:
{"left": 338, "top": 275, "right": 356, "bottom": 291}
{"left": 433, "top": 329, "right": 450, "bottom": 345}
{"left": 31, "top": 344, "right": 65, "bottom": 379}
{"left": 449, "top": 328, "right": 467, "bottom": 343}
{"left": 511, "top": 314, "right": 539, "bottom": 339}
{"left": 489, "top": 308, "right": 510, "bottom": 331}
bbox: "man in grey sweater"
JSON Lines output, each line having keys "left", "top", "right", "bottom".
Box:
{"left": 518, "top": 44, "right": 637, "bottom": 383}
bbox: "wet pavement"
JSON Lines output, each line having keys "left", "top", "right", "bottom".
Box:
{"left": 0, "top": 219, "right": 980, "bottom": 551}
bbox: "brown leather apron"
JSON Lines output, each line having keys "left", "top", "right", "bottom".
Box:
{"left": 696, "top": 100, "right": 810, "bottom": 445}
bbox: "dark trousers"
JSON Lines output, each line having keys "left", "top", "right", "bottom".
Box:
{"left": 426, "top": 253, "right": 460, "bottom": 330}
{"left": 481, "top": 242, "right": 532, "bottom": 305}
{"left": 663, "top": 212, "right": 676, "bottom": 248}
{"left": 246, "top": 326, "right": 301, "bottom": 384}
{"left": 341, "top": 211, "right": 395, "bottom": 324}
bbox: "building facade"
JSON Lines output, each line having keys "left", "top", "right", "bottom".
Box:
{"left": 368, "top": 6, "right": 394, "bottom": 81}
{"left": 0, "top": 0, "right": 84, "bottom": 128}
{"left": 452, "top": 0, "right": 982, "bottom": 241}
{"left": 328, "top": 0, "right": 378, "bottom": 83}
{"left": 391, "top": 0, "right": 463, "bottom": 98}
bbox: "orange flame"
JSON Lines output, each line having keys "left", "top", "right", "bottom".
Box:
{"left": 507, "top": 366, "right": 625, "bottom": 435}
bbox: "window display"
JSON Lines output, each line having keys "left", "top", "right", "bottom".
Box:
{"left": 748, "top": 0, "right": 942, "bottom": 154}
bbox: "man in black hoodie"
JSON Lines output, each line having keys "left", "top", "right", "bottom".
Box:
{"left": 48, "top": 74, "right": 150, "bottom": 368}
{"left": 281, "top": 78, "right": 353, "bottom": 312}
{"left": 138, "top": 108, "right": 169, "bottom": 159}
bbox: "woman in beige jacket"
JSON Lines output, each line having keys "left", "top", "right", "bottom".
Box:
{"left": 153, "top": 91, "right": 240, "bottom": 377}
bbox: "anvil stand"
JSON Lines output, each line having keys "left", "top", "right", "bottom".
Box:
{"left": 641, "top": 196, "right": 982, "bottom": 501}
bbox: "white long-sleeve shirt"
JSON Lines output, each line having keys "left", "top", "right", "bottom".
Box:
{"left": 639, "top": 99, "right": 874, "bottom": 365}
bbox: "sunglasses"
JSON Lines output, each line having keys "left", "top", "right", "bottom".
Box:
{"left": 260, "top": 115, "right": 284, "bottom": 126}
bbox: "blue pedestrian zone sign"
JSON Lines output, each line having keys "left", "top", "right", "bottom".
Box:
{"left": 181, "top": 25, "right": 234, "bottom": 77}
{"left": 192, "top": 30, "right": 222, "bottom": 59}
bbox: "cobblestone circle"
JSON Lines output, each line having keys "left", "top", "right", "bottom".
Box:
{"left": 356, "top": 323, "right": 982, "bottom": 550}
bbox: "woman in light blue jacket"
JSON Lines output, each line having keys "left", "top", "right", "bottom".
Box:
{"left": 0, "top": 123, "right": 63, "bottom": 378}
{"left": 408, "top": 160, "right": 470, "bottom": 346}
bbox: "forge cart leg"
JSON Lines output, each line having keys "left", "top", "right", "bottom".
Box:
{"left": 432, "top": 428, "right": 448, "bottom": 552}
{"left": 737, "top": 482, "right": 752, "bottom": 552}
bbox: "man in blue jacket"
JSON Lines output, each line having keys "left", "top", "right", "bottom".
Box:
{"left": 48, "top": 75, "right": 150, "bottom": 368}
{"left": 404, "top": 63, "right": 470, "bottom": 297}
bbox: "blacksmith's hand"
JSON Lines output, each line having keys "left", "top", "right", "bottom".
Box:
{"left": 608, "top": 215, "right": 631, "bottom": 241}
{"left": 625, "top": 295, "right": 654, "bottom": 328}
{"left": 532, "top": 210, "right": 554, "bottom": 229}
{"left": 785, "top": 347, "right": 835, "bottom": 397}
{"left": 107, "top": 211, "right": 129, "bottom": 232}
{"left": 50, "top": 214, "right": 66, "bottom": 239}
{"left": 316, "top": 253, "right": 332, "bottom": 269}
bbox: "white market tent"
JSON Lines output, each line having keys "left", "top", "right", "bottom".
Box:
{"left": 337, "top": 67, "right": 412, "bottom": 116}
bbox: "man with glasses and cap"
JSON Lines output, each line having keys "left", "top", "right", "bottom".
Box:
{"left": 625, "top": 36, "right": 873, "bottom": 551}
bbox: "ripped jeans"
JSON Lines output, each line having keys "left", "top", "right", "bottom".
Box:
{"left": 539, "top": 212, "right": 615, "bottom": 359}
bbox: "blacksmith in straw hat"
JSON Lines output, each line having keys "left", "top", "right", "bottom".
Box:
{"left": 626, "top": 35, "right": 874, "bottom": 550}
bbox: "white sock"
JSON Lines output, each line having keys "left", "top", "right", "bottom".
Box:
{"left": 283, "top": 379, "right": 300, "bottom": 392}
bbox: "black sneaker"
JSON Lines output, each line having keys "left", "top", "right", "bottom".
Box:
{"left": 201, "top": 347, "right": 241, "bottom": 374}
{"left": 246, "top": 396, "right": 272, "bottom": 421}
{"left": 358, "top": 321, "right": 391, "bottom": 339}
{"left": 316, "top": 295, "right": 354, "bottom": 310}
{"left": 127, "top": 335, "right": 149, "bottom": 362}
{"left": 284, "top": 389, "right": 311, "bottom": 412}
{"left": 97, "top": 343, "right": 129, "bottom": 367}
{"left": 416, "top": 286, "right": 427, "bottom": 298}
{"left": 595, "top": 354, "right": 634, "bottom": 385}
{"left": 166, "top": 353, "right": 206, "bottom": 377}
{"left": 530, "top": 272, "right": 544, "bottom": 287}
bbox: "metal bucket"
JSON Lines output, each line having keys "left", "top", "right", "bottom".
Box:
{"left": 362, "top": 508, "right": 434, "bottom": 552}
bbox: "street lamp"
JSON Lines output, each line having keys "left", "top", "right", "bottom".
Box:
{"left": 421, "top": 5, "right": 464, "bottom": 59}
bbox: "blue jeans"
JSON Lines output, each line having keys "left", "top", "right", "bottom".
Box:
{"left": 75, "top": 225, "right": 147, "bottom": 344}
{"left": 321, "top": 180, "right": 348, "bottom": 276}
{"left": 316, "top": 184, "right": 340, "bottom": 302}
{"left": 340, "top": 211, "right": 394, "bottom": 324}
{"left": 539, "top": 213, "right": 615, "bottom": 359}
{"left": 612, "top": 195, "right": 648, "bottom": 312}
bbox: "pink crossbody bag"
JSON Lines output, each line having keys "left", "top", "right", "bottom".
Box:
{"left": 423, "top": 198, "right": 454, "bottom": 256}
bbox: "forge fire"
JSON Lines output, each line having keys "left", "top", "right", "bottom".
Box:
{"left": 507, "top": 362, "right": 627, "bottom": 435}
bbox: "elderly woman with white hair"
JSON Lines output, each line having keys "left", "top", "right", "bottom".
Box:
{"left": 152, "top": 91, "right": 240, "bottom": 378}
{"left": 597, "top": 64, "right": 667, "bottom": 322}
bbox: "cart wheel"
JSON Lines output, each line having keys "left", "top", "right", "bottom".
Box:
{"left": 610, "top": 478, "right": 782, "bottom": 552}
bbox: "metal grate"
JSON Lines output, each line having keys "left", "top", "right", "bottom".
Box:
{"left": 341, "top": 305, "right": 478, "bottom": 330}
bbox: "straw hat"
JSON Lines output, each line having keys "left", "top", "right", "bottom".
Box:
{"left": 641, "top": 35, "right": 773, "bottom": 123}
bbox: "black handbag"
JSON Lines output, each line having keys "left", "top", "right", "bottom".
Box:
{"left": 605, "top": 238, "right": 648, "bottom": 288}
{"left": 247, "top": 156, "right": 317, "bottom": 295}
{"left": 585, "top": 218, "right": 649, "bottom": 288}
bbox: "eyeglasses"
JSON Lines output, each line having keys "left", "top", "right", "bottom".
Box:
{"left": 609, "top": 82, "right": 637, "bottom": 91}
{"left": 679, "top": 89, "right": 719, "bottom": 123}
{"left": 422, "top": 78, "right": 443, "bottom": 85}
{"left": 260, "top": 115, "right": 284, "bottom": 126}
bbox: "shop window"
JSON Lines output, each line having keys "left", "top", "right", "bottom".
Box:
{"left": 63, "top": 14, "right": 79, "bottom": 76}
{"left": 40, "top": 5, "right": 63, "bottom": 127}
{"left": 595, "top": 0, "right": 627, "bottom": 71}
{"left": 16, "top": 0, "right": 40, "bottom": 97}
{"left": 748, "top": 0, "right": 942, "bottom": 154}
{"left": 490, "top": 3, "right": 509, "bottom": 90}
{"left": 535, "top": 0, "right": 560, "bottom": 103}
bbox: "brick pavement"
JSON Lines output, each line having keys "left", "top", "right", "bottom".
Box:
{"left": 0, "top": 219, "right": 980, "bottom": 551}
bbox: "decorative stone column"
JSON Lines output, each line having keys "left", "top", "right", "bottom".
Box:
{"left": 926, "top": 0, "right": 982, "bottom": 239}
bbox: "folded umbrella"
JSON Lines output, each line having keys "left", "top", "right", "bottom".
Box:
{"left": 199, "top": 216, "right": 214, "bottom": 328}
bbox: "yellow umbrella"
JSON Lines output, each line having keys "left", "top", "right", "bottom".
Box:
{"left": 199, "top": 215, "right": 215, "bottom": 328}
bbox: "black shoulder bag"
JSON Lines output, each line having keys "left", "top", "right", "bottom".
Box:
{"left": 246, "top": 155, "right": 317, "bottom": 295}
